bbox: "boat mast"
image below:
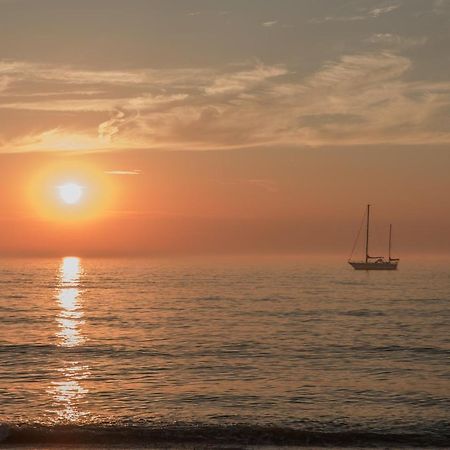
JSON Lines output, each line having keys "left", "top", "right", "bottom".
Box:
{"left": 365, "top": 204, "right": 370, "bottom": 263}
{"left": 389, "top": 224, "right": 392, "bottom": 260}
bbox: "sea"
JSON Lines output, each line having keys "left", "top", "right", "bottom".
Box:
{"left": 0, "top": 256, "right": 449, "bottom": 448}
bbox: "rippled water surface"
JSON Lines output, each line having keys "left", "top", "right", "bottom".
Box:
{"left": 0, "top": 256, "right": 449, "bottom": 446}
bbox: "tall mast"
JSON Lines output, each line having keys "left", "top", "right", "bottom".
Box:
{"left": 389, "top": 224, "right": 392, "bottom": 260}
{"left": 365, "top": 204, "right": 370, "bottom": 263}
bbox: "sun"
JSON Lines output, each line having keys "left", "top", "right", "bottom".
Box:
{"left": 27, "top": 162, "right": 117, "bottom": 223}
{"left": 58, "top": 182, "right": 84, "bottom": 205}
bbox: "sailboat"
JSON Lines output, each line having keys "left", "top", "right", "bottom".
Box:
{"left": 348, "top": 204, "right": 399, "bottom": 270}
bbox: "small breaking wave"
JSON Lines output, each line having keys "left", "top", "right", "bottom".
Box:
{"left": 0, "top": 423, "right": 448, "bottom": 447}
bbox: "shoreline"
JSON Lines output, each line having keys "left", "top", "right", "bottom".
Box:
{"left": 1, "top": 424, "right": 448, "bottom": 449}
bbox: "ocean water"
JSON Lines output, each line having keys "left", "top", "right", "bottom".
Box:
{"left": 0, "top": 256, "right": 449, "bottom": 447}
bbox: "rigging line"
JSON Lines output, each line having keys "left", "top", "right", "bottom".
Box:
{"left": 348, "top": 207, "right": 367, "bottom": 262}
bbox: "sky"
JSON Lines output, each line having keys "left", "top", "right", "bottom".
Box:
{"left": 0, "top": 0, "right": 449, "bottom": 256}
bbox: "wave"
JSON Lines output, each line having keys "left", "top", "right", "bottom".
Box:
{"left": 1, "top": 423, "right": 449, "bottom": 447}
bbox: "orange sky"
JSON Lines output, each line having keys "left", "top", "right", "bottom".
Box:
{"left": 0, "top": 1, "right": 449, "bottom": 256}
{"left": 1, "top": 146, "right": 449, "bottom": 256}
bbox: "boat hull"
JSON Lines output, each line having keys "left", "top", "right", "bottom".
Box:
{"left": 349, "top": 261, "right": 398, "bottom": 270}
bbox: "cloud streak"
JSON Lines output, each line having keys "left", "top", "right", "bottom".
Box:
{"left": 310, "top": 2, "right": 401, "bottom": 23}
{"left": 367, "top": 33, "right": 428, "bottom": 49}
{"left": 262, "top": 20, "right": 278, "bottom": 27}
{"left": 105, "top": 170, "right": 142, "bottom": 176}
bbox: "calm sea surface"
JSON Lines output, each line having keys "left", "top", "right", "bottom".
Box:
{"left": 0, "top": 256, "right": 449, "bottom": 447}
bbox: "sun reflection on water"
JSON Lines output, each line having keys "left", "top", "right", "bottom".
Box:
{"left": 61, "top": 256, "right": 83, "bottom": 284}
{"left": 56, "top": 257, "right": 85, "bottom": 347}
{"left": 50, "top": 362, "right": 90, "bottom": 421}
{"left": 51, "top": 256, "right": 89, "bottom": 421}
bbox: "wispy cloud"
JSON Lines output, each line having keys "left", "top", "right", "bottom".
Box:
{"left": 369, "top": 4, "right": 401, "bottom": 18}
{"left": 367, "top": 33, "right": 428, "bottom": 49}
{"left": 262, "top": 20, "right": 278, "bottom": 27}
{"left": 105, "top": 170, "right": 142, "bottom": 176}
{"left": 187, "top": 10, "right": 232, "bottom": 17}
{"left": 0, "top": 60, "right": 214, "bottom": 89}
{"left": 308, "top": 52, "right": 411, "bottom": 87}
{"left": 98, "top": 110, "right": 136, "bottom": 143}
{"left": 310, "top": 2, "right": 401, "bottom": 23}
{"left": 0, "top": 75, "right": 10, "bottom": 93}
{"left": 0, "top": 52, "right": 449, "bottom": 153}
{"left": 204, "top": 64, "right": 287, "bottom": 95}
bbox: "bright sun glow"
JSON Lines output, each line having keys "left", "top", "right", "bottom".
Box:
{"left": 27, "top": 162, "right": 116, "bottom": 223}
{"left": 58, "top": 182, "right": 84, "bottom": 205}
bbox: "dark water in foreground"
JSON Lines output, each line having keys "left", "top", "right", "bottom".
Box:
{"left": 0, "top": 257, "right": 449, "bottom": 447}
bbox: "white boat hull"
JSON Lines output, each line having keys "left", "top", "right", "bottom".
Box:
{"left": 349, "top": 261, "right": 398, "bottom": 271}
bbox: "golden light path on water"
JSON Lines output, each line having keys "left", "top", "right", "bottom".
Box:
{"left": 57, "top": 257, "right": 85, "bottom": 348}
{"left": 50, "top": 256, "right": 89, "bottom": 421}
